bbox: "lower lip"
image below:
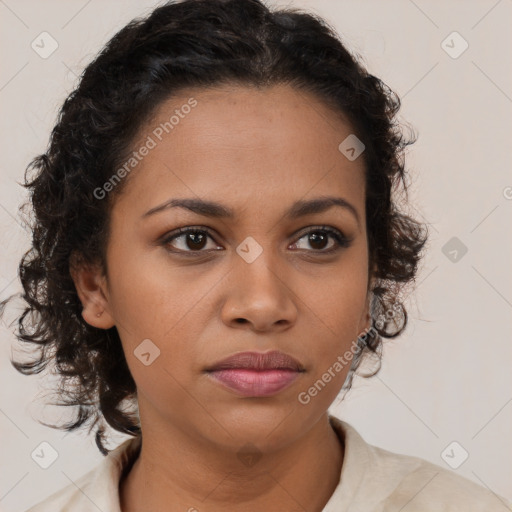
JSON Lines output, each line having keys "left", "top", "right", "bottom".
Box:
{"left": 207, "top": 369, "right": 301, "bottom": 397}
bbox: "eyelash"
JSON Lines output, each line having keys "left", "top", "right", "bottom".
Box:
{"left": 160, "top": 225, "right": 352, "bottom": 256}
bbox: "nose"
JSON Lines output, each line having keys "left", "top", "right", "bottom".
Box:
{"left": 220, "top": 249, "right": 298, "bottom": 333}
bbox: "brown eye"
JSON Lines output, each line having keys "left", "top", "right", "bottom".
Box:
{"left": 162, "top": 228, "right": 221, "bottom": 253}
{"left": 161, "top": 225, "right": 351, "bottom": 257}
{"left": 182, "top": 231, "right": 208, "bottom": 250}
{"left": 306, "top": 231, "right": 330, "bottom": 250}
{"left": 291, "top": 227, "right": 351, "bottom": 253}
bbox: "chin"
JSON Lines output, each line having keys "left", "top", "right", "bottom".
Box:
{"left": 201, "top": 406, "right": 311, "bottom": 449}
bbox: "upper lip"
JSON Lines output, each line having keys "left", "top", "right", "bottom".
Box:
{"left": 205, "top": 350, "right": 305, "bottom": 372}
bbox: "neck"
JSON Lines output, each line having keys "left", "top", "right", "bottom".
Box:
{"left": 120, "top": 409, "right": 344, "bottom": 512}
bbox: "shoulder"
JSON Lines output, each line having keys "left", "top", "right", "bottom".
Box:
{"left": 24, "top": 469, "right": 97, "bottom": 512}
{"left": 368, "top": 443, "right": 507, "bottom": 511}
{"left": 24, "top": 436, "right": 141, "bottom": 512}
{"left": 328, "top": 416, "right": 511, "bottom": 511}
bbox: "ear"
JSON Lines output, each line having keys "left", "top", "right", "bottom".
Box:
{"left": 69, "top": 252, "right": 115, "bottom": 329}
{"left": 358, "top": 293, "right": 372, "bottom": 335}
{"left": 358, "top": 266, "right": 377, "bottom": 334}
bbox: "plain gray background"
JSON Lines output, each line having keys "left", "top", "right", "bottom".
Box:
{"left": 1, "top": 1, "right": 511, "bottom": 510}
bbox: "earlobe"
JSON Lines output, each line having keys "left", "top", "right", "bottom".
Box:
{"left": 360, "top": 270, "right": 377, "bottom": 333}
{"left": 358, "top": 310, "right": 372, "bottom": 336}
{"left": 69, "top": 256, "right": 115, "bottom": 329}
{"left": 358, "top": 291, "right": 373, "bottom": 335}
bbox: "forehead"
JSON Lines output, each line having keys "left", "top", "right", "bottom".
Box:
{"left": 150, "top": 83, "right": 356, "bottom": 158}
{"left": 114, "top": 83, "right": 366, "bottom": 223}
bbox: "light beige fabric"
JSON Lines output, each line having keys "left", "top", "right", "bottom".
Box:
{"left": 26, "top": 415, "right": 511, "bottom": 511}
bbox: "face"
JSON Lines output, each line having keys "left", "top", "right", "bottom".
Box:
{"left": 74, "top": 83, "right": 372, "bottom": 452}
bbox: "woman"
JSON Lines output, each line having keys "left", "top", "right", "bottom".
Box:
{"left": 1, "top": 0, "right": 508, "bottom": 510}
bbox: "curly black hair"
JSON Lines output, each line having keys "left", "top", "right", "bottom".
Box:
{"left": 0, "top": 0, "right": 428, "bottom": 455}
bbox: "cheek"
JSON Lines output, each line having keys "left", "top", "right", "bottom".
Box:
{"left": 104, "top": 240, "right": 190, "bottom": 336}
{"left": 108, "top": 272, "right": 202, "bottom": 413}
{"left": 296, "top": 278, "right": 368, "bottom": 409}
{"left": 312, "top": 248, "right": 369, "bottom": 334}
{"left": 307, "top": 284, "right": 367, "bottom": 367}
{"left": 105, "top": 246, "right": 215, "bottom": 377}
{"left": 301, "top": 249, "right": 369, "bottom": 378}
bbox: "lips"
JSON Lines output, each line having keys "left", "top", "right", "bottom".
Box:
{"left": 205, "top": 350, "right": 305, "bottom": 372}
{"left": 205, "top": 350, "right": 305, "bottom": 397}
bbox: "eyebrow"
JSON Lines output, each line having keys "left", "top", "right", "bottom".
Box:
{"left": 141, "top": 196, "right": 360, "bottom": 226}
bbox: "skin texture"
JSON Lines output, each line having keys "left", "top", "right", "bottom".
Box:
{"left": 71, "top": 83, "right": 373, "bottom": 511}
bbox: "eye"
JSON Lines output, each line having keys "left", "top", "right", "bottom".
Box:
{"left": 161, "top": 225, "right": 352, "bottom": 256}
{"left": 161, "top": 227, "right": 221, "bottom": 254}
{"left": 290, "top": 226, "right": 351, "bottom": 254}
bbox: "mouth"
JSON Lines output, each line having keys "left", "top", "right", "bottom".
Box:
{"left": 205, "top": 350, "right": 305, "bottom": 397}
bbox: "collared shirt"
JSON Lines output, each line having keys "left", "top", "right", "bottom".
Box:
{"left": 25, "top": 415, "right": 510, "bottom": 511}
